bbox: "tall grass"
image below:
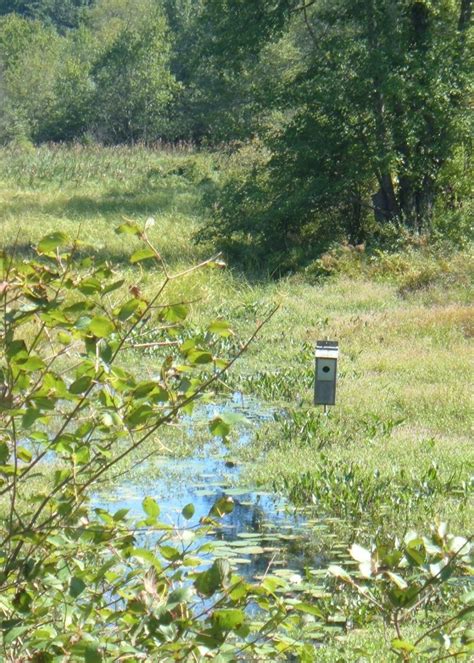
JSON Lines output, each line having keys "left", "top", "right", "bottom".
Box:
{"left": 0, "top": 144, "right": 472, "bottom": 538}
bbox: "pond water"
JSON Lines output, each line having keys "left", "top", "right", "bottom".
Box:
{"left": 94, "top": 393, "right": 316, "bottom": 580}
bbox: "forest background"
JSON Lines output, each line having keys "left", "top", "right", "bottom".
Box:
{"left": 0, "top": 2, "right": 473, "bottom": 660}
{"left": 0, "top": 0, "right": 472, "bottom": 268}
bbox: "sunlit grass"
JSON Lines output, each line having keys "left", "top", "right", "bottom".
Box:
{"left": 1, "top": 144, "right": 472, "bottom": 539}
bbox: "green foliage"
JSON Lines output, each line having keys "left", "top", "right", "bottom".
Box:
{"left": 0, "top": 14, "right": 94, "bottom": 143}
{"left": 329, "top": 524, "right": 473, "bottom": 661}
{"left": 0, "top": 147, "right": 472, "bottom": 659}
{"left": 279, "top": 454, "right": 469, "bottom": 534}
{"left": 92, "top": 17, "right": 177, "bottom": 143}
{"left": 0, "top": 227, "right": 318, "bottom": 659}
{"left": 90, "top": 0, "right": 178, "bottom": 143}
{"left": 162, "top": 0, "right": 302, "bottom": 142}
{"left": 201, "top": 0, "right": 473, "bottom": 264}
{"left": 0, "top": 0, "right": 471, "bottom": 266}
{"left": 304, "top": 243, "right": 474, "bottom": 297}
{"left": 0, "top": 1, "right": 93, "bottom": 30}
{"left": 0, "top": 1, "right": 178, "bottom": 145}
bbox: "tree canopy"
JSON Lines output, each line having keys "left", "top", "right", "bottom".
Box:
{"left": 0, "top": 0, "right": 472, "bottom": 262}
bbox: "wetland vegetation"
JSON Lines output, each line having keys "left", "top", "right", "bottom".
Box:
{"left": 1, "top": 144, "right": 472, "bottom": 661}
{"left": 0, "top": 0, "right": 472, "bottom": 660}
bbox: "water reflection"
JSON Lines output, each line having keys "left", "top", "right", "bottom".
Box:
{"left": 94, "top": 394, "right": 310, "bottom": 579}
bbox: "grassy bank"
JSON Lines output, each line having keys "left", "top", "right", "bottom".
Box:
{"left": 1, "top": 144, "right": 472, "bottom": 659}
{"left": 1, "top": 144, "right": 472, "bottom": 527}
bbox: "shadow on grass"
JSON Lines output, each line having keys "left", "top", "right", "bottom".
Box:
{"left": 0, "top": 181, "right": 275, "bottom": 283}
{"left": 0, "top": 237, "right": 214, "bottom": 271}
{"left": 1, "top": 239, "right": 277, "bottom": 287}
{"left": 0, "top": 186, "right": 200, "bottom": 220}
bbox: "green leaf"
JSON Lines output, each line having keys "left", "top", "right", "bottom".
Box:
{"left": 113, "top": 508, "right": 129, "bottom": 522}
{"left": 65, "top": 300, "right": 93, "bottom": 314}
{"left": 212, "top": 609, "right": 245, "bottom": 631}
{"left": 462, "top": 591, "right": 474, "bottom": 605}
{"left": 22, "top": 408, "right": 43, "bottom": 428}
{"left": 69, "top": 375, "right": 92, "bottom": 394}
{"left": 6, "top": 340, "right": 27, "bottom": 359}
{"left": 17, "top": 447, "right": 32, "bottom": 463}
{"left": 118, "top": 299, "right": 141, "bottom": 321}
{"left": 188, "top": 350, "right": 213, "bottom": 365}
{"left": 73, "top": 446, "right": 90, "bottom": 465}
{"left": 130, "top": 248, "right": 155, "bottom": 263}
{"left": 208, "top": 320, "right": 233, "bottom": 337}
{"left": 89, "top": 317, "right": 115, "bottom": 338}
{"left": 84, "top": 645, "right": 102, "bottom": 663}
{"left": 261, "top": 576, "right": 286, "bottom": 593}
{"left": 293, "top": 603, "right": 324, "bottom": 618}
{"left": 160, "top": 545, "right": 181, "bottom": 561}
{"left": 194, "top": 559, "right": 232, "bottom": 597}
{"left": 209, "top": 417, "right": 231, "bottom": 438}
{"left": 209, "top": 496, "right": 234, "bottom": 517}
{"left": 70, "top": 577, "right": 86, "bottom": 598}
{"left": 102, "top": 279, "right": 125, "bottom": 295}
{"left": 38, "top": 231, "right": 68, "bottom": 253}
{"left": 3, "top": 625, "right": 29, "bottom": 646}
{"left": 133, "top": 381, "right": 158, "bottom": 398}
{"left": 210, "top": 412, "right": 248, "bottom": 439}
{"left": 78, "top": 277, "right": 102, "bottom": 295}
{"left": 391, "top": 639, "right": 415, "bottom": 652}
{"left": 182, "top": 503, "right": 195, "bottom": 520}
{"left": 180, "top": 338, "right": 197, "bottom": 355}
{"left": 12, "top": 589, "right": 32, "bottom": 613}
{"left": 115, "top": 223, "right": 140, "bottom": 235}
{"left": 164, "top": 304, "right": 188, "bottom": 322}
{"left": 142, "top": 496, "right": 160, "bottom": 519}
{"left": 57, "top": 332, "right": 72, "bottom": 345}
{"left": 130, "top": 547, "right": 162, "bottom": 569}
{"left": 0, "top": 442, "right": 9, "bottom": 464}
{"left": 127, "top": 404, "right": 154, "bottom": 426}
{"left": 167, "top": 587, "right": 193, "bottom": 608}
{"left": 16, "top": 356, "right": 45, "bottom": 372}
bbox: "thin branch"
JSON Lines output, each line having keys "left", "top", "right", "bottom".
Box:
{"left": 122, "top": 341, "right": 179, "bottom": 349}
{"left": 9, "top": 307, "right": 279, "bottom": 559}
{"left": 413, "top": 605, "right": 474, "bottom": 648}
{"left": 170, "top": 254, "right": 223, "bottom": 281}
{"left": 432, "top": 651, "right": 471, "bottom": 663}
{"left": 291, "top": 1, "right": 317, "bottom": 13}
{"left": 302, "top": 1, "right": 318, "bottom": 46}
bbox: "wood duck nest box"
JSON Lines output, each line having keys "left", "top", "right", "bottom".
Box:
{"left": 314, "top": 340, "right": 338, "bottom": 406}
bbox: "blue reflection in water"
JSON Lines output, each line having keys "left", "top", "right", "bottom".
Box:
{"left": 93, "top": 394, "right": 309, "bottom": 579}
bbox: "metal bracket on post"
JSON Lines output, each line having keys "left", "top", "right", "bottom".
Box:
{"left": 314, "top": 340, "right": 338, "bottom": 411}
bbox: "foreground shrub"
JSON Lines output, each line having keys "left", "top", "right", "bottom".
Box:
{"left": 0, "top": 226, "right": 471, "bottom": 660}
{"left": 0, "top": 227, "right": 311, "bottom": 660}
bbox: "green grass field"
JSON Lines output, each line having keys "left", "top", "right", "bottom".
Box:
{"left": 1, "top": 143, "right": 472, "bottom": 523}
{"left": 1, "top": 144, "right": 472, "bottom": 660}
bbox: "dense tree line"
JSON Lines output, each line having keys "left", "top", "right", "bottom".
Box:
{"left": 0, "top": 0, "right": 471, "bottom": 262}
{"left": 198, "top": 0, "right": 472, "bottom": 265}
{"left": 0, "top": 0, "right": 178, "bottom": 143}
{"left": 0, "top": 1, "right": 93, "bottom": 29}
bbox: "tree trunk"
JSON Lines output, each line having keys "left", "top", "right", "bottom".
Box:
{"left": 415, "top": 176, "right": 435, "bottom": 232}
{"left": 458, "top": 0, "right": 472, "bottom": 33}
{"left": 372, "top": 173, "right": 400, "bottom": 222}
{"left": 398, "top": 176, "right": 416, "bottom": 229}
{"left": 366, "top": 1, "right": 400, "bottom": 224}
{"left": 398, "top": 175, "right": 435, "bottom": 233}
{"left": 348, "top": 188, "right": 365, "bottom": 244}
